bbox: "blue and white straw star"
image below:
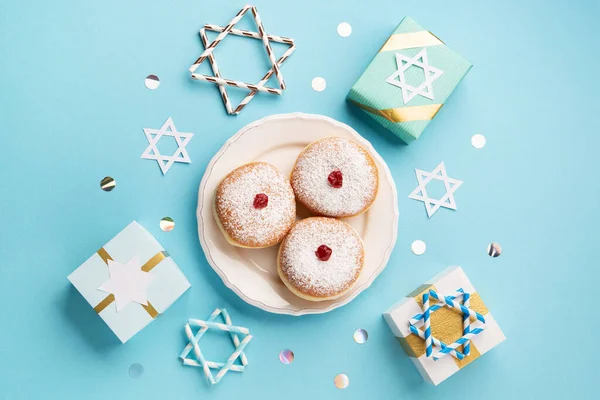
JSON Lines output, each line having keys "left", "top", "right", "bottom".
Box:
{"left": 180, "top": 308, "right": 251, "bottom": 385}
{"left": 408, "top": 288, "right": 485, "bottom": 361}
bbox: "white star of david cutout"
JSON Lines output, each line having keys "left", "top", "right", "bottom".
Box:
{"left": 141, "top": 117, "right": 194, "bottom": 175}
{"left": 408, "top": 161, "right": 463, "bottom": 218}
{"left": 386, "top": 48, "right": 444, "bottom": 104}
{"left": 97, "top": 255, "right": 155, "bottom": 312}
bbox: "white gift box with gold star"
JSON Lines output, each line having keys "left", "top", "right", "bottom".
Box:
{"left": 383, "top": 266, "right": 505, "bottom": 385}
{"left": 68, "top": 221, "right": 191, "bottom": 343}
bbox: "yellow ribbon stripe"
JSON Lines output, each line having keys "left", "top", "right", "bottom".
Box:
{"left": 379, "top": 30, "right": 443, "bottom": 52}
{"left": 141, "top": 251, "right": 169, "bottom": 272}
{"left": 93, "top": 248, "right": 167, "bottom": 317}
{"left": 349, "top": 99, "right": 443, "bottom": 123}
{"left": 93, "top": 294, "right": 115, "bottom": 314}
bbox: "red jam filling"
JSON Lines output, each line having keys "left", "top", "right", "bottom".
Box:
{"left": 315, "top": 245, "right": 332, "bottom": 261}
{"left": 253, "top": 193, "right": 269, "bottom": 209}
{"left": 328, "top": 170, "right": 343, "bottom": 188}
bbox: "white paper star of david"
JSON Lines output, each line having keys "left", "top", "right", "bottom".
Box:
{"left": 386, "top": 48, "right": 444, "bottom": 104}
{"left": 97, "top": 255, "right": 155, "bottom": 312}
{"left": 408, "top": 161, "right": 463, "bottom": 218}
{"left": 141, "top": 117, "right": 194, "bottom": 175}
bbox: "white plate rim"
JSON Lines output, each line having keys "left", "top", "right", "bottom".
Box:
{"left": 196, "top": 112, "right": 399, "bottom": 316}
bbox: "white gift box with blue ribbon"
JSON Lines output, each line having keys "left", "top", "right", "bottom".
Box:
{"left": 383, "top": 266, "right": 505, "bottom": 385}
{"left": 68, "top": 221, "right": 191, "bottom": 343}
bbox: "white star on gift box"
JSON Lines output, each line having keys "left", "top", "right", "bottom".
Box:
{"left": 408, "top": 161, "right": 462, "bottom": 218}
{"left": 386, "top": 48, "right": 444, "bottom": 104}
{"left": 141, "top": 117, "right": 194, "bottom": 175}
{"left": 98, "top": 255, "right": 155, "bottom": 312}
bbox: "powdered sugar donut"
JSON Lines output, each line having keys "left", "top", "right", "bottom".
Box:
{"left": 277, "top": 217, "right": 364, "bottom": 301}
{"left": 290, "top": 137, "right": 378, "bottom": 218}
{"left": 214, "top": 162, "right": 296, "bottom": 248}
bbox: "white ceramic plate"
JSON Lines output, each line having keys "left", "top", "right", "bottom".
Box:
{"left": 197, "top": 113, "right": 398, "bottom": 315}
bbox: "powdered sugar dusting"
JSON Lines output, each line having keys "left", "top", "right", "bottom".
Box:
{"left": 280, "top": 217, "right": 364, "bottom": 297}
{"left": 291, "top": 137, "right": 378, "bottom": 217}
{"left": 216, "top": 162, "right": 296, "bottom": 247}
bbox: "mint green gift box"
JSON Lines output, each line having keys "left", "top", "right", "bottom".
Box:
{"left": 347, "top": 17, "right": 472, "bottom": 144}
{"left": 68, "top": 221, "right": 191, "bottom": 343}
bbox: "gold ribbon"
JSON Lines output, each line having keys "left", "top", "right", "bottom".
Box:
{"left": 397, "top": 285, "right": 488, "bottom": 369}
{"left": 93, "top": 248, "right": 168, "bottom": 318}
{"left": 379, "top": 30, "right": 443, "bottom": 53}
{"left": 349, "top": 99, "right": 443, "bottom": 123}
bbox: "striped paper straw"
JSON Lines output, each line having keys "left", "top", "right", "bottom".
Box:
{"left": 198, "top": 29, "right": 233, "bottom": 114}
{"left": 462, "top": 291, "right": 471, "bottom": 356}
{"left": 408, "top": 325, "right": 465, "bottom": 360}
{"left": 408, "top": 290, "right": 464, "bottom": 325}
{"left": 250, "top": 6, "right": 285, "bottom": 90}
{"left": 214, "top": 334, "right": 253, "bottom": 383}
{"left": 429, "top": 290, "right": 486, "bottom": 324}
{"left": 188, "top": 319, "right": 250, "bottom": 335}
{"left": 189, "top": 4, "right": 252, "bottom": 73}
{"left": 423, "top": 291, "right": 433, "bottom": 357}
{"left": 432, "top": 327, "right": 484, "bottom": 361}
{"left": 233, "top": 43, "right": 295, "bottom": 114}
{"left": 204, "top": 24, "right": 294, "bottom": 45}
{"left": 185, "top": 323, "right": 215, "bottom": 385}
{"left": 221, "top": 308, "right": 248, "bottom": 366}
{"left": 190, "top": 74, "right": 282, "bottom": 95}
{"left": 179, "top": 308, "right": 221, "bottom": 361}
{"left": 183, "top": 358, "right": 245, "bottom": 372}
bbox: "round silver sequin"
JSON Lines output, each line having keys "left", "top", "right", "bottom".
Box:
{"left": 279, "top": 349, "right": 294, "bottom": 364}
{"left": 487, "top": 242, "right": 502, "bottom": 257}
{"left": 471, "top": 134, "right": 486, "bottom": 149}
{"left": 129, "top": 363, "right": 144, "bottom": 379}
{"left": 100, "top": 176, "right": 116, "bottom": 192}
{"left": 144, "top": 74, "right": 160, "bottom": 90}
{"left": 160, "top": 217, "right": 175, "bottom": 232}
{"left": 311, "top": 77, "right": 327, "bottom": 92}
{"left": 411, "top": 240, "right": 426, "bottom": 256}
{"left": 334, "top": 374, "right": 349, "bottom": 389}
{"left": 353, "top": 329, "right": 368, "bottom": 344}
{"left": 337, "top": 22, "right": 352, "bottom": 38}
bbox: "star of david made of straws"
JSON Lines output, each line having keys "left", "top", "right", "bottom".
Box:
{"left": 408, "top": 161, "right": 463, "bottom": 218}
{"left": 386, "top": 48, "right": 444, "bottom": 104}
{"left": 408, "top": 289, "right": 486, "bottom": 361}
{"left": 188, "top": 4, "right": 296, "bottom": 115}
{"left": 180, "top": 308, "right": 252, "bottom": 385}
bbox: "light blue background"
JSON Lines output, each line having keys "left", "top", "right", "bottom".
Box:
{"left": 1, "top": 0, "right": 598, "bottom": 399}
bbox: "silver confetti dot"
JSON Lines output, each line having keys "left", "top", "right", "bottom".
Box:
{"left": 487, "top": 242, "right": 502, "bottom": 257}
{"left": 334, "top": 374, "right": 349, "bottom": 389}
{"left": 311, "top": 77, "right": 327, "bottom": 92}
{"left": 471, "top": 134, "right": 486, "bottom": 149}
{"left": 353, "top": 329, "right": 368, "bottom": 344}
{"left": 337, "top": 22, "right": 352, "bottom": 38}
{"left": 100, "top": 176, "right": 116, "bottom": 192}
{"left": 160, "top": 217, "right": 175, "bottom": 232}
{"left": 279, "top": 349, "right": 294, "bottom": 364}
{"left": 144, "top": 74, "right": 160, "bottom": 90}
{"left": 411, "top": 240, "right": 426, "bottom": 256}
{"left": 129, "top": 363, "right": 144, "bottom": 379}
